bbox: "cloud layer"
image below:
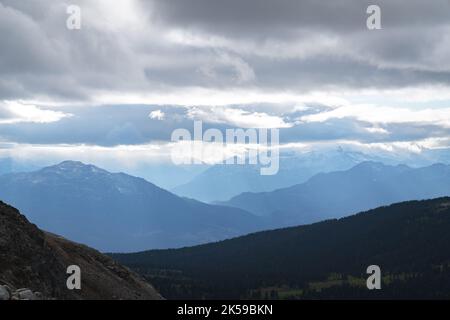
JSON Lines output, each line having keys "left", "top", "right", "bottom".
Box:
{"left": 1, "top": 0, "right": 450, "bottom": 103}
{"left": 1, "top": 0, "right": 450, "bottom": 167}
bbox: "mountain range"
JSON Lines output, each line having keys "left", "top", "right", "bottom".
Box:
{"left": 2, "top": 159, "right": 450, "bottom": 252}
{"left": 171, "top": 146, "right": 450, "bottom": 203}
{"left": 221, "top": 161, "right": 450, "bottom": 228}
{"left": 171, "top": 147, "right": 398, "bottom": 202}
{"left": 0, "top": 161, "right": 263, "bottom": 252}
{"left": 112, "top": 197, "right": 450, "bottom": 299}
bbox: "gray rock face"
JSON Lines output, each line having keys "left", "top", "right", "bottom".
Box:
{"left": 0, "top": 201, "right": 162, "bottom": 300}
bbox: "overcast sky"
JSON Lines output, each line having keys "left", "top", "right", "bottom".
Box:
{"left": 1, "top": 0, "right": 450, "bottom": 167}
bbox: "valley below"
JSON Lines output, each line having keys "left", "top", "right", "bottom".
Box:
{"left": 112, "top": 198, "right": 450, "bottom": 299}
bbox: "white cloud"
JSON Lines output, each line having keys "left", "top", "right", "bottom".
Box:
{"left": 149, "top": 109, "right": 165, "bottom": 120}
{"left": 0, "top": 101, "right": 71, "bottom": 124}
{"left": 300, "top": 104, "right": 450, "bottom": 128}
{"left": 186, "top": 106, "right": 292, "bottom": 128}
{"left": 364, "top": 127, "right": 389, "bottom": 134}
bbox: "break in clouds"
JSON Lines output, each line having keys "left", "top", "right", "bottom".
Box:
{"left": 1, "top": 0, "right": 450, "bottom": 165}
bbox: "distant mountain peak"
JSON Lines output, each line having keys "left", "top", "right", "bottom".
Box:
{"left": 42, "top": 160, "right": 108, "bottom": 175}
{"left": 58, "top": 160, "right": 85, "bottom": 166}
{"left": 350, "top": 161, "right": 411, "bottom": 173}
{"left": 0, "top": 161, "right": 262, "bottom": 251}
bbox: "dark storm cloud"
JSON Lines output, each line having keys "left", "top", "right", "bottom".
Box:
{"left": 0, "top": 0, "right": 450, "bottom": 101}
{"left": 151, "top": 0, "right": 450, "bottom": 35}
{"left": 149, "top": 0, "right": 450, "bottom": 75}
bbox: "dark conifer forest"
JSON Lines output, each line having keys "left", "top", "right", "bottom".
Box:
{"left": 112, "top": 198, "right": 450, "bottom": 299}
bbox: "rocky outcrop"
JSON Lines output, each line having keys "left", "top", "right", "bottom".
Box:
{"left": 0, "top": 285, "right": 43, "bottom": 300}
{"left": 0, "top": 201, "right": 162, "bottom": 300}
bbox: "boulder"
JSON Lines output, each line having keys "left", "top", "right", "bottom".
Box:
{"left": 0, "top": 285, "right": 11, "bottom": 300}
{"left": 15, "top": 288, "right": 36, "bottom": 300}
